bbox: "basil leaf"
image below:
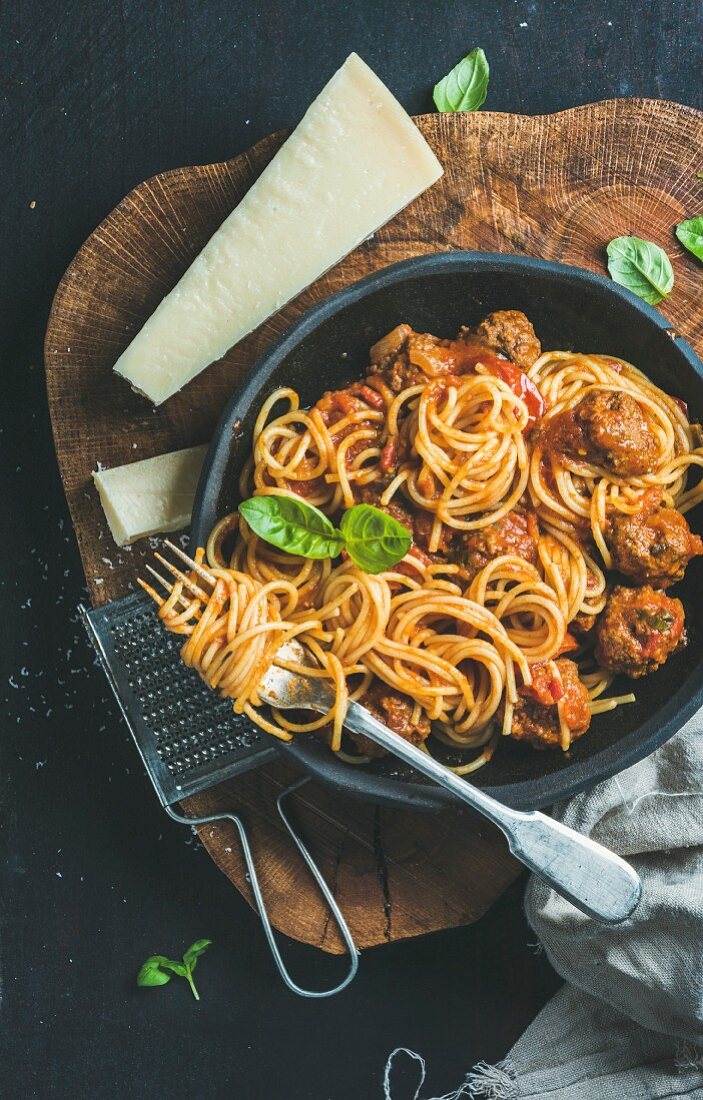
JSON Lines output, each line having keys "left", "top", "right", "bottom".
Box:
{"left": 433, "top": 48, "right": 489, "bottom": 113}
{"left": 158, "top": 958, "right": 187, "bottom": 977}
{"left": 339, "top": 504, "right": 412, "bottom": 575}
{"left": 606, "top": 237, "right": 674, "bottom": 305}
{"left": 136, "top": 945, "right": 211, "bottom": 999}
{"left": 137, "top": 969, "right": 171, "bottom": 988}
{"left": 676, "top": 217, "right": 703, "bottom": 264}
{"left": 183, "top": 939, "right": 212, "bottom": 971}
{"left": 238, "top": 495, "right": 412, "bottom": 573}
{"left": 137, "top": 956, "right": 178, "bottom": 987}
{"left": 239, "top": 495, "right": 344, "bottom": 559}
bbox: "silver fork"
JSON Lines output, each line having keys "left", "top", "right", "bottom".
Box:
{"left": 263, "top": 642, "right": 642, "bottom": 924}
{"left": 146, "top": 542, "right": 642, "bottom": 925}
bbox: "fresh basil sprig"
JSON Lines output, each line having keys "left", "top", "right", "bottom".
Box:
{"left": 606, "top": 236, "right": 674, "bottom": 305}
{"left": 239, "top": 495, "right": 412, "bottom": 575}
{"left": 137, "top": 939, "right": 212, "bottom": 1001}
{"left": 676, "top": 217, "right": 703, "bottom": 264}
{"left": 239, "top": 495, "right": 343, "bottom": 559}
{"left": 433, "top": 48, "right": 489, "bottom": 113}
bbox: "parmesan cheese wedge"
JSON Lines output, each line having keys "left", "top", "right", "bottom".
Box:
{"left": 93, "top": 445, "right": 207, "bottom": 546}
{"left": 113, "top": 53, "right": 443, "bottom": 405}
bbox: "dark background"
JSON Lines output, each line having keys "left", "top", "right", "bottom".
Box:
{"left": 1, "top": 1, "right": 701, "bottom": 1097}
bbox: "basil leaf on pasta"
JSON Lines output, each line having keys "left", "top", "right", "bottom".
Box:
{"left": 433, "top": 48, "right": 489, "bottom": 113}
{"left": 676, "top": 217, "right": 703, "bottom": 263}
{"left": 239, "top": 495, "right": 344, "bottom": 559}
{"left": 606, "top": 236, "right": 674, "bottom": 305}
{"left": 340, "top": 504, "right": 412, "bottom": 574}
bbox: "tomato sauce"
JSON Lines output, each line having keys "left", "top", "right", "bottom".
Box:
{"left": 555, "top": 631, "right": 580, "bottom": 657}
{"left": 482, "top": 360, "right": 545, "bottom": 426}
{"left": 421, "top": 338, "right": 546, "bottom": 428}
{"left": 638, "top": 608, "right": 684, "bottom": 659}
{"left": 520, "top": 662, "right": 564, "bottom": 705}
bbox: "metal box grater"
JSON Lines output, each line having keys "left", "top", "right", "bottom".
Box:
{"left": 80, "top": 591, "right": 358, "bottom": 997}
{"left": 81, "top": 591, "right": 278, "bottom": 806}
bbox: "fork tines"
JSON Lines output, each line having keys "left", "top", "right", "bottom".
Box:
{"left": 138, "top": 540, "right": 215, "bottom": 614}
{"left": 164, "top": 540, "right": 216, "bottom": 586}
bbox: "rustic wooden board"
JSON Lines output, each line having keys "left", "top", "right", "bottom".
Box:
{"left": 45, "top": 99, "right": 703, "bottom": 952}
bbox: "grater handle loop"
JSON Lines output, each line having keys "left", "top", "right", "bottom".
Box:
{"left": 164, "top": 777, "right": 359, "bottom": 997}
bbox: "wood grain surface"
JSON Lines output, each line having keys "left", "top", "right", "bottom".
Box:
{"left": 45, "top": 98, "right": 703, "bottom": 951}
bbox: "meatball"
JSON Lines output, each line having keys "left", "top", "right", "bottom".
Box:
{"left": 458, "top": 510, "right": 540, "bottom": 576}
{"left": 369, "top": 330, "right": 454, "bottom": 393}
{"left": 367, "top": 312, "right": 542, "bottom": 395}
{"left": 509, "top": 659, "right": 591, "bottom": 749}
{"left": 472, "top": 310, "right": 542, "bottom": 371}
{"left": 595, "top": 585, "right": 685, "bottom": 678}
{"left": 542, "top": 389, "right": 659, "bottom": 477}
{"left": 350, "top": 682, "right": 431, "bottom": 758}
{"left": 607, "top": 496, "right": 703, "bottom": 587}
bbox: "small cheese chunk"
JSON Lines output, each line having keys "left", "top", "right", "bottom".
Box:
{"left": 113, "top": 53, "right": 443, "bottom": 405}
{"left": 93, "top": 445, "right": 207, "bottom": 546}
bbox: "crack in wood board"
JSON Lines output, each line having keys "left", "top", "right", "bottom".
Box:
{"left": 372, "top": 807, "right": 393, "bottom": 943}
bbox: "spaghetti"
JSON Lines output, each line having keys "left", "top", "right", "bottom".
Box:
{"left": 145, "top": 312, "right": 703, "bottom": 773}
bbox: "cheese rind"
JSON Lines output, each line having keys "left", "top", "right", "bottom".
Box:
{"left": 93, "top": 445, "right": 208, "bottom": 546}
{"left": 113, "top": 53, "right": 443, "bottom": 405}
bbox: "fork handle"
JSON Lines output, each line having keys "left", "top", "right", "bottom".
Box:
{"left": 343, "top": 701, "right": 641, "bottom": 924}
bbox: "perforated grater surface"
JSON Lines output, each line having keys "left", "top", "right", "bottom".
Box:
{"left": 81, "top": 591, "right": 278, "bottom": 806}
{"left": 80, "top": 591, "right": 359, "bottom": 997}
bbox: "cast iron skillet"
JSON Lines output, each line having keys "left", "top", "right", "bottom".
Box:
{"left": 191, "top": 252, "right": 703, "bottom": 812}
